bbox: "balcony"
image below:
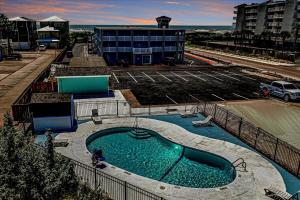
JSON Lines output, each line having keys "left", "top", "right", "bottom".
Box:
{"left": 246, "top": 22, "right": 256, "bottom": 27}
{"left": 245, "top": 16, "right": 256, "bottom": 20}
{"left": 245, "top": 9, "right": 257, "bottom": 14}
{"left": 150, "top": 36, "right": 164, "bottom": 41}
{"left": 273, "top": 14, "right": 283, "bottom": 18}
{"left": 133, "top": 36, "right": 149, "bottom": 41}
{"left": 165, "top": 36, "right": 177, "bottom": 41}
{"left": 102, "top": 47, "right": 117, "bottom": 52}
{"left": 268, "top": 22, "right": 282, "bottom": 27}
{"left": 268, "top": 7, "right": 285, "bottom": 12}
{"left": 133, "top": 48, "right": 152, "bottom": 54}
{"left": 102, "top": 36, "right": 116, "bottom": 41}
{"left": 117, "top": 36, "right": 131, "bottom": 41}
{"left": 165, "top": 46, "right": 177, "bottom": 52}
{"left": 118, "top": 47, "right": 132, "bottom": 52}
{"left": 152, "top": 47, "right": 163, "bottom": 52}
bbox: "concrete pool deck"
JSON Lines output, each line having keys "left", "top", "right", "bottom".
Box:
{"left": 56, "top": 117, "right": 285, "bottom": 200}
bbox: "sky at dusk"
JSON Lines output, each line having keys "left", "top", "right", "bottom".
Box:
{"left": 0, "top": 0, "right": 264, "bottom": 25}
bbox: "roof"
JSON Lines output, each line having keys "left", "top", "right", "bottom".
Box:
{"left": 55, "top": 67, "right": 110, "bottom": 77}
{"left": 156, "top": 16, "right": 171, "bottom": 20}
{"left": 273, "top": 81, "right": 293, "bottom": 85}
{"left": 95, "top": 26, "right": 185, "bottom": 31}
{"left": 39, "top": 16, "right": 68, "bottom": 22}
{"left": 37, "top": 26, "right": 60, "bottom": 32}
{"left": 31, "top": 93, "right": 71, "bottom": 104}
{"left": 9, "top": 16, "right": 35, "bottom": 22}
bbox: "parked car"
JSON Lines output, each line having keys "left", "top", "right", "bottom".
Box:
{"left": 260, "top": 81, "right": 300, "bottom": 102}
{"left": 39, "top": 45, "right": 47, "bottom": 51}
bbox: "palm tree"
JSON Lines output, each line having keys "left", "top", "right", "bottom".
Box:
{"left": 261, "top": 31, "right": 274, "bottom": 51}
{"left": 0, "top": 13, "right": 13, "bottom": 54}
{"left": 280, "top": 31, "right": 291, "bottom": 53}
{"left": 293, "top": 25, "right": 300, "bottom": 52}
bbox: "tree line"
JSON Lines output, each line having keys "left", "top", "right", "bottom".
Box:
{"left": 0, "top": 114, "right": 111, "bottom": 200}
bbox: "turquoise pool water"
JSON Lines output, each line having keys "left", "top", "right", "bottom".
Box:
{"left": 86, "top": 127, "right": 236, "bottom": 188}
{"left": 146, "top": 114, "right": 300, "bottom": 194}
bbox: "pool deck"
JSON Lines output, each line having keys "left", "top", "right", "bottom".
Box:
{"left": 56, "top": 117, "right": 285, "bottom": 200}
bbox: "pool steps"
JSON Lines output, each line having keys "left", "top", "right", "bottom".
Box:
{"left": 128, "top": 129, "right": 152, "bottom": 139}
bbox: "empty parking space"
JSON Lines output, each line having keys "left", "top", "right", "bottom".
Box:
{"left": 111, "top": 66, "right": 284, "bottom": 105}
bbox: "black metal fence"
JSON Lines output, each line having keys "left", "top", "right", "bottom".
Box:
{"left": 202, "top": 103, "right": 300, "bottom": 178}
{"left": 69, "top": 157, "right": 165, "bottom": 200}
{"left": 13, "top": 98, "right": 300, "bottom": 181}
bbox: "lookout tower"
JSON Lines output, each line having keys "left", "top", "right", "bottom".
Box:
{"left": 156, "top": 16, "right": 171, "bottom": 29}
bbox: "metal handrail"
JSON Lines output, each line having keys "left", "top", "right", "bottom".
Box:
{"left": 232, "top": 158, "right": 247, "bottom": 172}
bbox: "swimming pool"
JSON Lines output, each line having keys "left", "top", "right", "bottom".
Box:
{"left": 86, "top": 127, "right": 236, "bottom": 188}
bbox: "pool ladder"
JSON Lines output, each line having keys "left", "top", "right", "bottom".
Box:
{"left": 232, "top": 158, "right": 247, "bottom": 172}
{"left": 129, "top": 117, "right": 152, "bottom": 139}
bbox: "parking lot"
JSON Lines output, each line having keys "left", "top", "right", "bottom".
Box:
{"left": 110, "top": 64, "right": 290, "bottom": 105}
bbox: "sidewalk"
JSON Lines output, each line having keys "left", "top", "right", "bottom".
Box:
{"left": 187, "top": 47, "right": 300, "bottom": 80}
{"left": 187, "top": 47, "right": 294, "bottom": 66}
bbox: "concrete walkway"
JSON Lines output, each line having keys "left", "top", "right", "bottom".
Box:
{"left": 56, "top": 117, "right": 285, "bottom": 200}
{"left": 0, "top": 50, "right": 58, "bottom": 125}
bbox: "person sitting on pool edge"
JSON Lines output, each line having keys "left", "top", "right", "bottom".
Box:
{"left": 92, "top": 149, "right": 106, "bottom": 166}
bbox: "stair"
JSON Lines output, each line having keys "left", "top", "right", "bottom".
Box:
{"left": 128, "top": 117, "right": 152, "bottom": 139}
{"left": 128, "top": 129, "right": 152, "bottom": 139}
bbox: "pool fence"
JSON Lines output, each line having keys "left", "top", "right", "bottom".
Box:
{"left": 74, "top": 100, "right": 300, "bottom": 179}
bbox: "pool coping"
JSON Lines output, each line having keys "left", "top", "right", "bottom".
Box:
{"left": 56, "top": 117, "right": 285, "bottom": 200}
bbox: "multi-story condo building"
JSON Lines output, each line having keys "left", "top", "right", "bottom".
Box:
{"left": 9, "top": 16, "right": 37, "bottom": 50}
{"left": 38, "top": 16, "right": 69, "bottom": 48}
{"left": 234, "top": 0, "right": 300, "bottom": 36}
{"left": 94, "top": 16, "right": 185, "bottom": 65}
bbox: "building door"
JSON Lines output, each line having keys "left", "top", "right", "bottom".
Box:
{"left": 142, "top": 55, "right": 151, "bottom": 64}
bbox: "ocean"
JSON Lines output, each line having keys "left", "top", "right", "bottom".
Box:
{"left": 70, "top": 25, "right": 232, "bottom": 31}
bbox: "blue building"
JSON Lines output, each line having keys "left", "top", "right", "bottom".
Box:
{"left": 94, "top": 16, "right": 185, "bottom": 65}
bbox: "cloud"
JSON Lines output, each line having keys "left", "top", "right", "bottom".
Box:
{"left": 164, "top": 1, "right": 190, "bottom": 6}
{"left": 0, "top": 0, "right": 238, "bottom": 25}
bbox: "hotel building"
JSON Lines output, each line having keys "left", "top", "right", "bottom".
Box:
{"left": 94, "top": 16, "right": 185, "bottom": 65}
{"left": 9, "top": 17, "right": 37, "bottom": 50}
{"left": 233, "top": 0, "right": 300, "bottom": 36}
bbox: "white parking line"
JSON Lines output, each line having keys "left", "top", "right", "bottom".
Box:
{"left": 215, "top": 72, "right": 240, "bottom": 81}
{"left": 233, "top": 93, "right": 249, "bottom": 100}
{"left": 211, "top": 94, "right": 225, "bottom": 101}
{"left": 184, "top": 71, "right": 206, "bottom": 81}
{"left": 188, "top": 93, "right": 201, "bottom": 102}
{"left": 112, "top": 72, "right": 120, "bottom": 84}
{"left": 227, "top": 71, "right": 256, "bottom": 81}
{"left": 166, "top": 95, "right": 178, "bottom": 104}
{"left": 142, "top": 72, "right": 155, "bottom": 82}
{"left": 197, "top": 71, "right": 223, "bottom": 81}
{"left": 127, "top": 72, "right": 138, "bottom": 83}
{"left": 171, "top": 72, "right": 188, "bottom": 82}
{"left": 156, "top": 72, "right": 172, "bottom": 82}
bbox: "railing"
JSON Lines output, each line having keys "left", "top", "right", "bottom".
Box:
{"left": 74, "top": 100, "right": 300, "bottom": 179}
{"left": 118, "top": 47, "right": 132, "bottom": 52}
{"left": 132, "top": 48, "right": 152, "bottom": 54}
{"left": 103, "top": 47, "right": 117, "bottom": 52}
{"left": 32, "top": 144, "right": 165, "bottom": 200}
{"left": 118, "top": 36, "right": 132, "bottom": 41}
{"left": 150, "top": 36, "right": 163, "bottom": 41}
{"left": 72, "top": 159, "right": 164, "bottom": 200}
{"left": 133, "top": 36, "right": 149, "bottom": 41}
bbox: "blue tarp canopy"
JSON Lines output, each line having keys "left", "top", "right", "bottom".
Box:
{"left": 37, "top": 38, "right": 60, "bottom": 43}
